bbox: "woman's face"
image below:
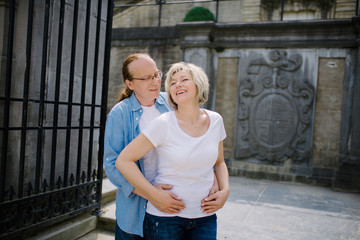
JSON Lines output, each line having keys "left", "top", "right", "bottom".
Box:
{"left": 169, "top": 70, "right": 198, "bottom": 106}
{"left": 126, "top": 57, "right": 161, "bottom": 106}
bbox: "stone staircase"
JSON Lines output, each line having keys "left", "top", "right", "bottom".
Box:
{"left": 76, "top": 177, "right": 118, "bottom": 239}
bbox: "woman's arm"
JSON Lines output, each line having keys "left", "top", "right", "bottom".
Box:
{"left": 115, "top": 133, "right": 186, "bottom": 214}
{"left": 208, "top": 173, "right": 219, "bottom": 197}
{"left": 201, "top": 141, "right": 229, "bottom": 214}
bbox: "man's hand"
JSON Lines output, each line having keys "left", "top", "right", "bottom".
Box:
{"left": 155, "top": 183, "right": 174, "bottom": 191}
{"left": 149, "top": 184, "right": 186, "bottom": 214}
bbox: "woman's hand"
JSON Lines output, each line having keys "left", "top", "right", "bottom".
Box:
{"left": 149, "top": 186, "right": 186, "bottom": 214}
{"left": 201, "top": 189, "right": 229, "bottom": 214}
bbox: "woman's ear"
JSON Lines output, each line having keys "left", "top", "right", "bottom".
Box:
{"left": 125, "top": 79, "right": 134, "bottom": 90}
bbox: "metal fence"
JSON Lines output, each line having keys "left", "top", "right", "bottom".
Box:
{"left": 0, "top": 0, "right": 113, "bottom": 238}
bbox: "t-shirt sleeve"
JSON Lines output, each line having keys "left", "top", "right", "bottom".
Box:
{"left": 216, "top": 112, "right": 227, "bottom": 141}
{"left": 142, "top": 116, "right": 168, "bottom": 147}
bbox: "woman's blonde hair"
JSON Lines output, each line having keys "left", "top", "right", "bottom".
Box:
{"left": 165, "top": 62, "right": 209, "bottom": 109}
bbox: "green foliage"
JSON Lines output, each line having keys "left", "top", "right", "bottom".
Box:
{"left": 183, "top": 7, "right": 215, "bottom": 22}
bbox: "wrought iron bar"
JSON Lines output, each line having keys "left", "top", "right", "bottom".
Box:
{"left": 98, "top": 0, "right": 113, "bottom": 187}
{"left": 77, "top": 0, "right": 92, "bottom": 184}
{"left": 0, "top": 97, "right": 102, "bottom": 107}
{"left": 35, "top": 0, "right": 51, "bottom": 194}
{"left": 0, "top": 0, "right": 111, "bottom": 237}
{"left": 157, "top": 0, "right": 163, "bottom": 27}
{"left": 88, "top": 0, "right": 102, "bottom": 182}
{"left": 1, "top": 0, "right": 16, "bottom": 203}
{"left": 281, "top": 0, "right": 285, "bottom": 21}
{"left": 64, "top": 0, "right": 79, "bottom": 188}
{"left": 19, "top": 0, "right": 35, "bottom": 199}
{"left": 215, "top": 0, "right": 219, "bottom": 23}
{"left": 50, "top": 0, "right": 66, "bottom": 191}
{"left": 356, "top": 0, "right": 359, "bottom": 16}
{"left": 0, "top": 126, "right": 102, "bottom": 131}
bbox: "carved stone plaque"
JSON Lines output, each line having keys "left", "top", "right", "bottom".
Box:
{"left": 235, "top": 50, "right": 314, "bottom": 165}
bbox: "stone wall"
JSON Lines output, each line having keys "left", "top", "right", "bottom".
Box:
{"left": 110, "top": 17, "right": 360, "bottom": 190}
{"left": 113, "top": 0, "right": 357, "bottom": 28}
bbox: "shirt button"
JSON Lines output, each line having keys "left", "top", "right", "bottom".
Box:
{"left": 136, "top": 117, "right": 139, "bottom": 121}
{"left": 140, "top": 110, "right": 142, "bottom": 112}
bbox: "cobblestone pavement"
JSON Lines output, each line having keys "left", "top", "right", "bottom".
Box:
{"left": 217, "top": 176, "right": 360, "bottom": 240}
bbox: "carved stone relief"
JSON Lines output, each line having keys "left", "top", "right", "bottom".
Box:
{"left": 184, "top": 48, "right": 209, "bottom": 74}
{"left": 235, "top": 50, "right": 314, "bottom": 165}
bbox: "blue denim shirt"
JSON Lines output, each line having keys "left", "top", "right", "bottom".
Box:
{"left": 103, "top": 92, "right": 169, "bottom": 237}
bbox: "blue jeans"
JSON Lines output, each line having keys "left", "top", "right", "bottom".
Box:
{"left": 115, "top": 222, "right": 144, "bottom": 240}
{"left": 144, "top": 213, "right": 217, "bottom": 240}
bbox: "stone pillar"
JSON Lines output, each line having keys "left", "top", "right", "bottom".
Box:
{"left": 312, "top": 58, "right": 345, "bottom": 168}
{"left": 177, "top": 22, "right": 214, "bottom": 107}
{"left": 333, "top": 17, "right": 360, "bottom": 191}
{"left": 215, "top": 57, "right": 238, "bottom": 159}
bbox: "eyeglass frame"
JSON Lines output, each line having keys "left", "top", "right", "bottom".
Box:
{"left": 130, "top": 70, "right": 163, "bottom": 81}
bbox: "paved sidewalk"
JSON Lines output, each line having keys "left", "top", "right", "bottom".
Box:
{"left": 217, "top": 176, "right": 360, "bottom": 240}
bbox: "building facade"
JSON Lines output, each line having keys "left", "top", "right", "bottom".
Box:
{"left": 110, "top": 0, "right": 360, "bottom": 191}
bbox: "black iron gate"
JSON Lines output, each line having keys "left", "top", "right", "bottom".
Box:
{"left": 0, "top": 0, "right": 113, "bottom": 238}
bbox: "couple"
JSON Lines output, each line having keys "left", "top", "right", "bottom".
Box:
{"left": 104, "top": 53, "right": 229, "bottom": 240}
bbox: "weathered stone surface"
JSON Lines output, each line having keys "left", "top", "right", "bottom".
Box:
{"left": 313, "top": 58, "right": 345, "bottom": 168}
{"left": 234, "top": 49, "right": 315, "bottom": 166}
{"left": 215, "top": 57, "right": 238, "bottom": 159}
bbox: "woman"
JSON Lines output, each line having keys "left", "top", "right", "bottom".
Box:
{"left": 115, "top": 62, "right": 229, "bottom": 240}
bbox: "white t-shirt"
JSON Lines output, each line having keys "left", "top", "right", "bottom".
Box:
{"left": 139, "top": 105, "right": 161, "bottom": 184}
{"left": 142, "top": 109, "right": 226, "bottom": 218}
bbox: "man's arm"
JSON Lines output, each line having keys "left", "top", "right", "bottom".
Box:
{"left": 103, "top": 112, "right": 135, "bottom": 197}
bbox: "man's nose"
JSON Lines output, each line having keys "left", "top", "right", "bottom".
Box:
{"left": 151, "top": 77, "right": 160, "bottom": 85}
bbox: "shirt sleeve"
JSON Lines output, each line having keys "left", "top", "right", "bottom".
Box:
{"left": 142, "top": 115, "right": 168, "bottom": 148}
{"left": 103, "top": 108, "right": 134, "bottom": 198}
{"left": 219, "top": 117, "right": 227, "bottom": 141}
{"left": 214, "top": 111, "right": 227, "bottom": 142}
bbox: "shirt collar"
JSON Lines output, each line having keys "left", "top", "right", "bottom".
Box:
{"left": 128, "top": 93, "right": 166, "bottom": 112}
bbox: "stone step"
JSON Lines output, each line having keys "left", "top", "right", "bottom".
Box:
{"left": 76, "top": 198, "right": 117, "bottom": 239}
{"left": 26, "top": 177, "right": 117, "bottom": 240}
{"left": 98, "top": 201, "right": 117, "bottom": 232}
{"left": 75, "top": 228, "right": 114, "bottom": 240}
{"left": 101, "top": 177, "right": 117, "bottom": 205}
{"left": 75, "top": 178, "right": 117, "bottom": 239}
{"left": 28, "top": 213, "right": 98, "bottom": 240}
{"left": 75, "top": 200, "right": 117, "bottom": 239}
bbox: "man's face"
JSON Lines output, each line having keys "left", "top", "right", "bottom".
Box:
{"left": 126, "top": 57, "right": 161, "bottom": 106}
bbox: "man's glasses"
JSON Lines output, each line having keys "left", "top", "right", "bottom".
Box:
{"left": 131, "top": 71, "right": 162, "bottom": 81}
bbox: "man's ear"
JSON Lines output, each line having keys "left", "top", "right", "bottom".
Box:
{"left": 125, "top": 79, "right": 134, "bottom": 90}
